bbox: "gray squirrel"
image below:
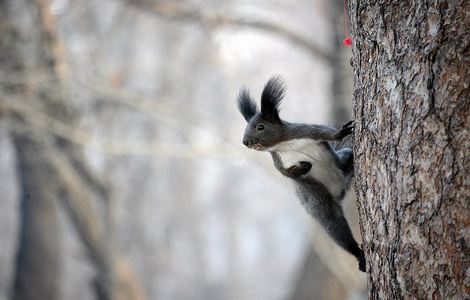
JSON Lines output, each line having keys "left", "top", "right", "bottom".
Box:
{"left": 237, "top": 76, "right": 366, "bottom": 272}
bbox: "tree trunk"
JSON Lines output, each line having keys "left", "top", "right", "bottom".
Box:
{"left": 1, "top": 1, "right": 146, "bottom": 299}
{"left": 11, "top": 136, "right": 61, "bottom": 300}
{"left": 0, "top": 1, "right": 61, "bottom": 299}
{"left": 350, "top": 1, "right": 469, "bottom": 299}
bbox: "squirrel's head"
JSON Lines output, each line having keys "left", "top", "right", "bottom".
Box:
{"left": 237, "top": 76, "right": 286, "bottom": 151}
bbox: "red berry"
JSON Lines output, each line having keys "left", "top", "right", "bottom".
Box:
{"left": 343, "top": 37, "right": 352, "bottom": 47}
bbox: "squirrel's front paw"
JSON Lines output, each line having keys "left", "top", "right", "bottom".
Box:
{"left": 286, "top": 161, "right": 312, "bottom": 177}
{"left": 336, "top": 121, "right": 355, "bottom": 139}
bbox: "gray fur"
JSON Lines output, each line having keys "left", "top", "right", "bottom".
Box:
{"left": 238, "top": 77, "right": 365, "bottom": 272}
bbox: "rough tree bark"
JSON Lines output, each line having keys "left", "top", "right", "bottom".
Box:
{"left": 350, "top": 1, "right": 469, "bottom": 299}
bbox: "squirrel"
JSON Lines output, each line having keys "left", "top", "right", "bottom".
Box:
{"left": 237, "top": 76, "right": 366, "bottom": 272}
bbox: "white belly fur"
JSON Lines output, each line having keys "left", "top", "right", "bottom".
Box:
{"left": 269, "top": 139, "right": 345, "bottom": 197}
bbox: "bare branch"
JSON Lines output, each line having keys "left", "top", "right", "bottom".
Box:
{"left": 126, "top": 0, "right": 334, "bottom": 63}
{"left": 36, "top": 0, "right": 69, "bottom": 80}
{"left": 45, "top": 143, "right": 145, "bottom": 300}
{"left": 5, "top": 1, "right": 147, "bottom": 298}
{"left": 1, "top": 99, "right": 242, "bottom": 159}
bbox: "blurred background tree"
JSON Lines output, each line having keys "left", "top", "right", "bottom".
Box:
{"left": 0, "top": 0, "right": 366, "bottom": 299}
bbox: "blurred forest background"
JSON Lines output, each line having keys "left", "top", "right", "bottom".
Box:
{"left": 0, "top": 0, "right": 366, "bottom": 299}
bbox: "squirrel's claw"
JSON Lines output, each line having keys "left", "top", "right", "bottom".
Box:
{"left": 336, "top": 121, "right": 355, "bottom": 139}
{"left": 342, "top": 120, "right": 354, "bottom": 129}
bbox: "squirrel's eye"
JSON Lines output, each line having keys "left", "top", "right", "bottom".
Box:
{"left": 256, "top": 124, "right": 265, "bottom": 131}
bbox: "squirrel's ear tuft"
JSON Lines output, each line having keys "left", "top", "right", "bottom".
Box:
{"left": 237, "top": 87, "right": 257, "bottom": 122}
{"left": 261, "top": 75, "right": 285, "bottom": 123}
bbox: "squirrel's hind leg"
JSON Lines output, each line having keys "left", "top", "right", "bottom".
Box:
{"left": 336, "top": 148, "right": 353, "bottom": 175}
{"left": 298, "top": 185, "right": 365, "bottom": 272}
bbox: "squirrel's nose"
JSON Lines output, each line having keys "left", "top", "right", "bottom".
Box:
{"left": 243, "top": 138, "right": 249, "bottom": 146}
